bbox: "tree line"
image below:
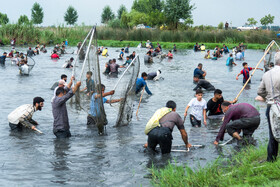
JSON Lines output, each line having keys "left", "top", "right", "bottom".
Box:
{"left": 0, "top": 2, "right": 78, "bottom": 26}
{"left": 101, "top": 0, "right": 276, "bottom": 30}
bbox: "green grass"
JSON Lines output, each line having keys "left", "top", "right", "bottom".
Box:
{"left": 150, "top": 144, "right": 280, "bottom": 186}
{"left": 97, "top": 40, "right": 268, "bottom": 50}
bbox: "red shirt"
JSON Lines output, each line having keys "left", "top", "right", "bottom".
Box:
{"left": 51, "top": 53, "right": 60, "bottom": 59}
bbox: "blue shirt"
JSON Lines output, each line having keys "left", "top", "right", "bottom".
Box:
{"left": 226, "top": 57, "right": 234, "bottom": 66}
{"left": 136, "top": 77, "right": 152, "bottom": 95}
{"left": 65, "top": 41, "right": 68, "bottom": 46}
{"left": 0, "top": 55, "right": 6, "bottom": 65}
{"left": 119, "top": 51, "right": 124, "bottom": 59}
{"left": 89, "top": 93, "right": 107, "bottom": 117}
{"left": 194, "top": 68, "right": 204, "bottom": 79}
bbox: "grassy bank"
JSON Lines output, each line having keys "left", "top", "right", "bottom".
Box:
{"left": 98, "top": 40, "right": 268, "bottom": 50}
{"left": 150, "top": 144, "right": 280, "bottom": 186}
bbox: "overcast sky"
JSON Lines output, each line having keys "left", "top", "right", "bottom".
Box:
{"left": 0, "top": 0, "right": 279, "bottom": 27}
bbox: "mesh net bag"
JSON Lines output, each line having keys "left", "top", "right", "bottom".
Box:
{"left": 71, "top": 27, "right": 107, "bottom": 134}
{"left": 109, "top": 55, "right": 140, "bottom": 126}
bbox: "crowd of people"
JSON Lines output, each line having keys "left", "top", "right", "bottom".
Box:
{"left": 3, "top": 38, "right": 280, "bottom": 163}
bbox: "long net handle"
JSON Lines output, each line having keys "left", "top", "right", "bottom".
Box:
{"left": 136, "top": 86, "right": 145, "bottom": 118}
{"left": 235, "top": 40, "right": 275, "bottom": 100}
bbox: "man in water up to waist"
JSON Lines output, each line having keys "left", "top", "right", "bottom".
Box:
{"left": 8, "top": 97, "right": 45, "bottom": 132}
{"left": 214, "top": 102, "right": 260, "bottom": 145}
{"left": 144, "top": 101, "right": 191, "bottom": 154}
{"left": 257, "top": 51, "right": 280, "bottom": 162}
{"left": 136, "top": 72, "right": 152, "bottom": 95}
{"left": 193, "top": 75, "right": 215, "bottom": 91}
{"left": 52, "top": 81, "right": 81, "bottom": 138}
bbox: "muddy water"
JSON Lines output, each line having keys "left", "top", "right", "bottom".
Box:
{"left": 0, "top": 46, "right": 268, "bottom": 186}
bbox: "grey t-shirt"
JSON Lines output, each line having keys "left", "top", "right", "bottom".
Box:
{"left": 52, "top": 88, "right": 74, "bottom": 132}
{"left": 159, "top": 111, "right": 185, "bottom": 132}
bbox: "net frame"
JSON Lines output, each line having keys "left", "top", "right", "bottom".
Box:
{"left": 71, "top": 26, "right": 107, "bottom": 134}
{"left": 109, "top": 55, "right": 140, "bottom": 126}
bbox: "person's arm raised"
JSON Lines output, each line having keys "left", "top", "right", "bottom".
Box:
{"left": 72, "top": 81, "right": 81, "bottom": 94}
{"left": 94, "top": 90, "right": 115, "bottom": 99}
{"left": 67, "top": 76, "right": 75, "bottom": 89}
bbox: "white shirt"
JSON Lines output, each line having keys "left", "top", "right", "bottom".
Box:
{"left": 8, "top": 104, "right": 36, "bottom": 124}
{"left": 20, "top": 64, "right": 29, "bottom": 75}
{"left": 187, "top": 98, "right": 207, "bottom": 120}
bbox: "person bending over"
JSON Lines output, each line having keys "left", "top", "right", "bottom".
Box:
{"left": 214, "top": 102, "right": 260, "bottom": 145}
{"left": 144, "top": 101, "right": 191, "bottom": 154}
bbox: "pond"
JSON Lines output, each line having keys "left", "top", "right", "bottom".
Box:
{"left": 0, "top": 46, "right": 268, "bottom": 186}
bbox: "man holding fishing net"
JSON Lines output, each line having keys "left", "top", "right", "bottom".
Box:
{"left": 87, "top": 84, "right": 122, "bottom": 126}
{"left": 214, "top": 102, "right": 260, "bottom": 145}
{"left": 257, "top": 51, "right": 280, "bottom": 162}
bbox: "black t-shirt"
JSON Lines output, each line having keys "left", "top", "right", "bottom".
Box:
{"left": 207, "top": 97, "right": 224, "bottom": 116}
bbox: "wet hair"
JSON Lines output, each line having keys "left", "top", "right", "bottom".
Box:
{"left": 230, "top": 53, "right": 233, "bottom": 57}
{"left": 214, "top": 89, "right": 222, "bottom": 95}
{"left": 87, "top": 71, "right": 93, "bottom": 76}
{"left": 141, "top": 72, "right": 148, "bottom": 78}
{"left": 147, "top": 51, "right": 151, "bottom": 55}
{"left": 198, "top": 63, "right": 202, "bottom": 67}
{"left": 3, "top": 52, "right": 7, "bottom": 54}
{"left": 101, "top": 84, "right": 105, "bottom": 90}
{"left": 61, "top": 74, "right": 67, "bottom": 79}
{"left": 121, "top": 48, "right": 124, "bottom": 51}
{"left": 169, "top": 50, "right": 171, "bottom": 53}
{"left": 33, "top": 97, "right": 44, "bottom": 106}
{"left": 196, "top": 89, "right": 203, "bottom": 95}
{"left": 221, "top": 101, "right": 231, "bottom": 107}
{"left": 242, "top": 62, "right": 248, "bottom": 67}
{"left": 126, "top": 56, "right": 130, "bottom": 59}
{"left": 113, "top": 58, "right": 116, "bottom": 62}
{"left": 166, "top": 100, "right": 176, "bottom": 110}
{"left": 70, "top": 57, "right": 74, "bottom": 60}
{"left": 56, "top": 87, "right": 66, "bottom": 96}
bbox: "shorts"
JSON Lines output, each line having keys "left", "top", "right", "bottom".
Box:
{"left": 147, "top": 127, "right": 173, "bottom": 154}
{"left": 190, "top": 114, "right": 201, "bottom": 127}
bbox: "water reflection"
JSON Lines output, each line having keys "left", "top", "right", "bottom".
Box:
{"left": 51, "top": 139, "right": 71, "bottom": 184}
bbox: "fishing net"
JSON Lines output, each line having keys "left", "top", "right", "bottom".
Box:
{"left": 264, "top": 40, "right": 280, "bottom": 70}
{"left": 110, "top": 55, "right": 140, "bottom": 126}
{"left": 71, "top": 27, "right": 107, "bottom": 134}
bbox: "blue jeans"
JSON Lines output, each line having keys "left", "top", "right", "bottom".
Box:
{"left": 267, "top": 106, "right": 279, "bottom": 162}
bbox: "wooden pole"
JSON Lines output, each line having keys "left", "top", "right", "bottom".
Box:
{"left": 136, "top": 86, "right": 145, "bottom": 118}
{"left": 235, "top": 41, "right": 275, "bottom": 100}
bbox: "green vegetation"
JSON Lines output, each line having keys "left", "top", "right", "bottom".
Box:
{"left": 247, "top": 18, "right": 258, "bottom": 26}
{"left": 0, "top": 12, "right": 9, "bottom": 25}
{"left": 0, "top": 24, "right": 275, "bottom": 49}
{"left": 31, "top": 2, "right": 44, "bottom": 25}
{"left": 150, "top": 144, "right": 280, "bottom": 186}
{"left": 101, "top": 6, "right": 115, "bottom": 24}
{"left": 64, "top": 6, "right": 78, "bottom": 25}
{"left": 260, "top": 14, "right": 275, "bottom": 29}
{"left": 18, "top": 15, "right": 30, "bottom": 25}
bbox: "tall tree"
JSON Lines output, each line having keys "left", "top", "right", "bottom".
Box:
{"left": 118, "top": 5, "right": 127, "bottom": 19}
{"left": 31, "top": 2, "right": 44, "bottom": 25}
{"left": 0, "top": 12, "right": 9, "bottom": 25}
{"left": 260, "top": 14, "right": 275, "bottom": 29}
{"left": 132, "top": 0, "right": 163, "bottom": 13}
{"left": 101, "top": 6, "right": 115, "bottom": 24}
{"left": 247, "top": 18, "right": 257, "bottom": 26}
{"left": 64, "top": 6, "right": 78, "bottom": 25}
{"left": 164, "top": 0, "right": 195, "bottom": 29}
{"left": 18, "top": 15, "right": 30, "bottom": 25}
